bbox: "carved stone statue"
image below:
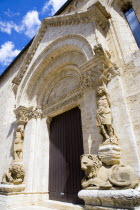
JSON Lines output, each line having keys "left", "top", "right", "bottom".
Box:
{"left": 96, "top": 84, "right": 118, "bottom": 145}
{"left": 14, "top": 126, "right": 24, "bottom": 161}
{"left": 81, "top": 154, "right": 139, "bottom": 189}
{"left": 1, "top": 164, "right": 25, "bottom": 185}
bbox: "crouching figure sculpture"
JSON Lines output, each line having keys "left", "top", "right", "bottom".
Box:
{"left": 81, "top": 154, "right": 139, "bottom": 189}
{"left": 2, "top": 164, "right": 25, "bottom": 185}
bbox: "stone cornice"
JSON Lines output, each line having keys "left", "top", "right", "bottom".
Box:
{"left": 12, "top": 2, "right": 111, "bottom": 90}
{"left": 43, "top": 2, "right": 111, "bottom": 28}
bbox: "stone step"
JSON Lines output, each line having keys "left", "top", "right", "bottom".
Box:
{"left": 38, "top": 200, "right": 84, "bottom": 210}
{"left": 9, "top": 207, "right": 57, "bottom": 210}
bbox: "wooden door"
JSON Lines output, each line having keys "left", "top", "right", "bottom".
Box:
{"left": 49, "top": 107, "right": 84, "bottom": 204}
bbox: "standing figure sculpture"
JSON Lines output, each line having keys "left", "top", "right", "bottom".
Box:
{"left": 96, "top": 84, "right": 118, "bottom": 145}
{"left": 14, "top": 126, "right": 24, "bottom": 161}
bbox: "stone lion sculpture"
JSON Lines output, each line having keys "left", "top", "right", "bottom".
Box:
{"left": 81, "top": 154, "right": 139, "bottom": 189}
{"left": 2, "top": 164, "right": 25, "bottom": 185}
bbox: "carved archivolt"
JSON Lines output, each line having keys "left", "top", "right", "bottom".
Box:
{"left": 16, "top": 35, "right": 91, "bottom": 106}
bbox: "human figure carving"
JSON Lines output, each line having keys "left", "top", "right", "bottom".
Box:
{"left": 96, "top": 84, "right": 118, "bottom": 145}
{"left": 14, "top": 126, "right": 24, "bottom": 161}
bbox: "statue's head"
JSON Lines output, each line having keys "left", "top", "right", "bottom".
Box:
{"left": 97, "top": 85, "right": 105, "bottom": 96}
{"left": 17, "top": 125, "right": 23, "bottom": 132}
{"left": 80, "top": 154, "right": 102, "bottom": 176}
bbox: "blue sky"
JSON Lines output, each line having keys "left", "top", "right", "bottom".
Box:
{"left": 0, "top": 0, "right": 67, "bottom": 74}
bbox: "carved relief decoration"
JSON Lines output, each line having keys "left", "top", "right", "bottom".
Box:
{"left": 43, "top": 91, "right": 83, "bottom": 116}
{"left": 29, "top": 106, "right": 43, "bottom": 119}
{"left": 47, "top": 76, "right": 79, "bottom": 104}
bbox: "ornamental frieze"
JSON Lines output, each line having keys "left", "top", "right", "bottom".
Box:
{"left": 43, "top": 92, "right": 83, "bottom": 116}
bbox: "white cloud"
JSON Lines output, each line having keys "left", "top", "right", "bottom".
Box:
{"left": 0, "top": 41, "right": 20, "bottom": 66}
{"left": 42, "top": 0, "right": 67, "bottom": 15}
{"left": 0, "top": 21, "right": 21, "bottom": 34}
{"left": 22, "top": 10, "right": 41, "bottom": 38}
{"left": 0, "top": 10, "right": 41, "bottom": 38}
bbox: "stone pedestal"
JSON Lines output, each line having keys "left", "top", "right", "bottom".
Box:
{"left": 0, "top": 161, "right": 25, "bottom": 193}
{"left": 0, "top": 184, "right": 25, "bottom": 193}
{"left": 98, "top": 144, "right": 121, "bottom": 165}
{"left": 78, "top": 189, "right": 140, "bottom": 209}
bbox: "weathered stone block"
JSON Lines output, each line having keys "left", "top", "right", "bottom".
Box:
{"left": 98, "top": 144, "right": 121, "bottom": 165}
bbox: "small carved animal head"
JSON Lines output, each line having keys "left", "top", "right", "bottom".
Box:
{"left": 80, "top": 154, "right": 102, "bottom": 175}
{"left": 9, "top": 164, "right": 25, "bottom": 179}
{"left": 97, "top": 85, "right": 106, "bottom": 97}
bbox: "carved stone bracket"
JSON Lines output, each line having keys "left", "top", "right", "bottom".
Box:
{"left": 14, "top": 106, "right": 29, "bottom": 126}
{"left": 99, "top": 64, "right": 120, "bottom": 85}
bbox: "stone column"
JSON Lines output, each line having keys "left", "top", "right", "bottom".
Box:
{"left": 80, "top": 72, "right": 102, "bottom": 155}
{"left": 24, "top": 107, "right": 50, "bottom": 194}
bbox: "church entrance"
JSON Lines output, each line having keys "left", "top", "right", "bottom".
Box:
{"left": 49, "top": 107, "right": 84, "bottom": 204}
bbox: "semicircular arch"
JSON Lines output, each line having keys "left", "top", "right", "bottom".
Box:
{"left": 17, "top": 42, "right": 87, "bottom": 107}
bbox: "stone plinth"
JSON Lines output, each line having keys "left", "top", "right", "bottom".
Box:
{"left": 78, "top": 189, "right": 140, "bottom": 209}
{"left": 98, "top": 144, "right": 121, "bottom": 165}
{"left": 0, "top": 184, "right": 25, "bottom": 193}
{"left": 0, "top": 193, "right": 49, "bottom": 210}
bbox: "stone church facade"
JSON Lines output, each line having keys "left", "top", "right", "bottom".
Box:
{"left": 0, "top": 0, "right": 140, "bottom": 209}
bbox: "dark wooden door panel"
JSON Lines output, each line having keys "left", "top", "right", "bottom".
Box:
{"left": 49, "top": 107, "right": 84, "bottom": 204}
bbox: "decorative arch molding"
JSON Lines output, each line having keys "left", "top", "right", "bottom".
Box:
{"left": 35, "top": 34, "right": 94, "bottom": 65}
{"left": 16, "top": 34, "right": 93, "bottom": 106}
{"left": 17, "top": 49, "right": 86, "bottom": 107}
